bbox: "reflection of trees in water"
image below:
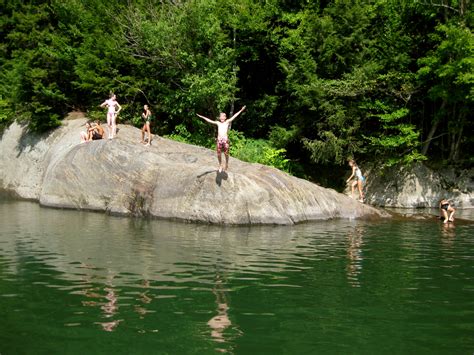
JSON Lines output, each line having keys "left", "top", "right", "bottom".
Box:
{"left": 346, "top": 226, "right": 365, "bottom": 288}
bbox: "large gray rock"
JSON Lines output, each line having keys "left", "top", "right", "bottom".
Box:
{"left": 0, "top": 117, "right": 387, "bottom": 224}
{"left": 365, "top": 163, "right": 474, "bottom": 209}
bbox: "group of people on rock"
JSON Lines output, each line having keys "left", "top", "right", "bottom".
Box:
{"left": 78, "top": 93, "right": 459, "bottom": 218}
{"left": 80, "top": 93, "right": 153, "bottom": 145}
{"left": 80, "top": 120, "right": 105, "bottom": 142}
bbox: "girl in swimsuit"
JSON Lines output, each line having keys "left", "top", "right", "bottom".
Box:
{"left": 100, "top": 93, "right": 122, "bottom": 139}
{"left": 346, "top": 159, "right": 365, "bottom": 202}
{"left": 140, "top": 104, "right": 152, "bottom": 146}
{"left": 439, "top": 199, "right": 455, "bottom": 223}
{"left": 80, "top": 122, "right": 93, "bottom": 143}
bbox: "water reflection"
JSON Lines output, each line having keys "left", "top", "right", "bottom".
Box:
{"left": 346, "top": 226, "right": 365, "bottom": 287}
{"left": 2, "top": 200, "right": 474, "bottom": 354}
{"left": 440, "top": 221, "right": 456, "bottom": 237}
{"left": 208, "top": 275, "right": 230, "bottom": 342}
{"left": 135, "top": 279, "right": 153, "bottom": 318}
{"left": 440, "top": 222, "right": 456, "bottom": 250}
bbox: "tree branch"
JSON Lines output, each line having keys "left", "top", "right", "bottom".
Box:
{"left": 416, "top": 0, "right": 460, "bottom": 13}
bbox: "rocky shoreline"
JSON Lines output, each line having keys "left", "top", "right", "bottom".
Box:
{"left": 0, "top": 118, "right": 387, "bottom": 225}
{"left": 364, "top": 163, "right": 473, "bottom": 209}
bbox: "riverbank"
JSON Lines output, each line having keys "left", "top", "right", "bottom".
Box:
{"left": 363, "top": 163, "right": 474, "bottom": 209}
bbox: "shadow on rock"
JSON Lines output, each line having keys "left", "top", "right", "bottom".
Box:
{"left": 216, "top": 171, "right": 228, "bottom": 186}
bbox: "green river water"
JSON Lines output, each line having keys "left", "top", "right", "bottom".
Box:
{"left": 0, "top": 199, "right": 473, "bottom": 354}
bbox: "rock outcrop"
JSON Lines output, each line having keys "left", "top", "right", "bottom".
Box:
{"left": 0, "top": 117, "right": 387, "bottom": 224}
{"left": 365, "top": 163, "right": 473, "bottom": 209}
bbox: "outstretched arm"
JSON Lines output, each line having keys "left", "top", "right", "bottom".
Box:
{"left": 196, "top": 113, "right": 218, "bottom": 125}
{"left": 227, "top": 105, "right": 246, "bottom": 123}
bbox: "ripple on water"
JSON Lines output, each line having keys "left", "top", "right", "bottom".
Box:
{"left": 1, "top": 201, "right": 474, "bottom": 353}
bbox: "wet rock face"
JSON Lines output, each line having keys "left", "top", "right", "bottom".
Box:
{"left": 1, "top": 119, "right": 386, "bottom": 224}
{"left": 365, "top": 163, "right": 474, "bottom": 209}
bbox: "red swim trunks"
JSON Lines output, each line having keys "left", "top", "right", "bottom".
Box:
{"left": 217, "top": 137, "right": 230, "bottom": 154}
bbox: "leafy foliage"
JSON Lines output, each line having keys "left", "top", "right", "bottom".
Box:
{"left": 0, "top": 0, "right": 472, "bottom": 180}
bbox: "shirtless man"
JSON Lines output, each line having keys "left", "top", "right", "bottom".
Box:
{"left": 100, "top": 93, "right": 122, "bottom": 139}
{"left": 91, "top": 120, "right": 105, "bottom": 140}
{"left": 196, "top": 106, "right": 246, "bottom": 172}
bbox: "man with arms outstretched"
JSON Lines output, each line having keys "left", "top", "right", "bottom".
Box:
{"left": 196, "top": 106, "right": 246, "bottom": 172}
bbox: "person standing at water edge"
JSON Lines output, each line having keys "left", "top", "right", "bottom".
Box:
{"left": 140, "top": 104, "right": 153, "bottom": 146}
{"left": 196, "top": 106, "right": 246, "bottom": 172}
{"left": 346, "top": 159, "right": 365, "bottom": 202}
{"left": 100, "top": 93, "right": 122, "bottom": 139}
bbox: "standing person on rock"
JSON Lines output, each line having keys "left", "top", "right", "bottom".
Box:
{"left": 346, "top": 159, "right": 365, "bottom": 202}
{"left": 140, "top": 104, "right": 153, "bottom": 146}
{"left": 196, "top": 106, "right": 246, "bottom": 173}
{"left": 100, "top": 93, "right": 122, "bottom": 139}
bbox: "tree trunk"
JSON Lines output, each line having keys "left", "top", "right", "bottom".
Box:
{"left": 450, "top": 112, "right": 465, "bottom": 161}
{"left": 421, "top": 99, "right": 446, "bottom": 155}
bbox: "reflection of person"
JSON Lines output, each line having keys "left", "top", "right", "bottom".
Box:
{"left": 346, "top": 159, "right": 365, "bottom": 202}
{"left": 441, "top": 221, "right": 456, "bottom": 239}
{"left": 100, "top": 93, "right": 122, "bottom": 139}
{"left": 140, "top": 104, "right": 152, "bottom": 146}
{"left": 346, "top": 226, "right": 364, "bottom": 287}
{"left": 78, "top": 266, "right": 121, "bottom": 332}
{"left": 207, "top": 276, "right": 232, "bottom": 347}
{"left": 196, "top": 106, "right": 246, "bottom": 172}
{"left": 135, "top": 279, "right": 152, "bottom": 318}
{"left": 439, "top": 199, "right": 455, "bottom": 223}
{"left": 98, "top": 273, "right": 121, "bottom": 332}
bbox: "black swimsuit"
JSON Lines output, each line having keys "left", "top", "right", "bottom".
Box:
{"left": 441, "top": 203, "right": 449, "bottom": 211}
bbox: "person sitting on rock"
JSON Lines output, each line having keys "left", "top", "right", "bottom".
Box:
{"left": 346, "top": 159, "right": 365, "bottom": 202}
{"left": 91, "top": 120, "right": 105, "bottom": 140}
{"left": 80, "top": 122, "right": 93, "bottom": 143}
{"left": 439, "top": 199, "right": 455, "bottom": 223}
{"left": 196, "top": 105, "right": 246, "bottom": 173}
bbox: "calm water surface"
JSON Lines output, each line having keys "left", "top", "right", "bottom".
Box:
{"left": 1, "top": 200, "right": 473, "bottom": 354}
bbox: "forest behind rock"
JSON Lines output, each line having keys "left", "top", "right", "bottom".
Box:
{"left": 1, "top": 0, "right": 472, "bottom": 187}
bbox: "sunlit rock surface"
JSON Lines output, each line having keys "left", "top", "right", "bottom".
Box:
{"left": 0, "top": 117, "right": 387, "bottom": 224}
{"left": 365, "top": 163, "right": 473, "bottom": 209}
